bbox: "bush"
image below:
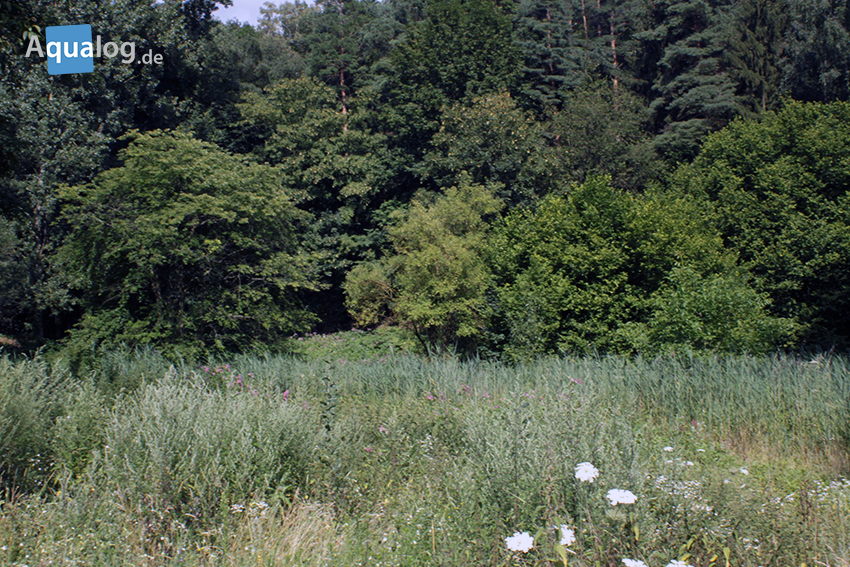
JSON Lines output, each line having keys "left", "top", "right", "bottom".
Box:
{"left": 487, "top": 176, "right": 734, "bottom": 358}
{"left": 643, "top": 266, "right": 797, "bottom": 353}
{"left": 671, "top": 100, "right": 850, "bottom": 347}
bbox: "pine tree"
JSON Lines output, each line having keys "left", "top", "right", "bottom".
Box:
{"left": 646, "top": 0, "right": 747, "bottom": 161}
{"left": 783, "top": 0, "right": 850, "bottom": 102}
{"left": 514, "top": 0, "right": 585, "bottom": 110}
{"left": 724, "top": 0, "right": 788, "bottom": 114}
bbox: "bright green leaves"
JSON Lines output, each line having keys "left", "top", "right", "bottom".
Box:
{"left": 345, "top": 177, "right": 503, "bottom": 351}
{"left": 59, "top": 130, "right": 320, "bottom": 357}
{"left": 644, "top": 266, "right": 797, "bottom": 354}
{"left": 487, "top": 176, "right": 783, "bottom": 358}
{"left": 673, "top": 100, "right": 850, "bottom": 346}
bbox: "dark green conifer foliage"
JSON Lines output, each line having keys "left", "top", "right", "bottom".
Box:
{"left": 514, "top": 0, "right": 585, "bottom": 111}
{"left": 783, "top": 0, "right": 850, "bottom": 102}
{"left": 724, "top": 0, "right": 788, "bottom": 114}
{"left": 648, "top": 0, "right": 747, "bottom": 162}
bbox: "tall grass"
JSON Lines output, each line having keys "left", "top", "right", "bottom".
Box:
{"left": 1, "top": 348, "right": 848, "bottom": 566}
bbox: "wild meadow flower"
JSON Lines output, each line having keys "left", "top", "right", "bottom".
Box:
{"left": 607, "top": 489, "right": 637, "bottom": 505}
{"left": 663, "top": 446, "right": 674, "bottom": 452}
{"left": 623, "top": 559, "right": 648, "bottom": 567}
{"left": 575, "top": 462, "right": 599, "bottom": 483}
{"left": 505, "top": 531, "right": 534, "bottom": 552}
{"left": 666, "top": 561, "right": 693, "bottom": 567}
{"left": 558, "top": 525, "right": 575, "bottom": 546}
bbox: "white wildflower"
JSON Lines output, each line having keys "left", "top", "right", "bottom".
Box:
{"left": 575, "top": 462, "right": 599, "bottom": 483}
{"left": 607, "top": 489, "right": 637, "bottom": 505}
{"left": 558, "top": 525, "right": 575, "bottom": 546}
{"left": 666, "top": 560, "right": 694, "bottom": 567}
{"left": 623, "top": 559, "right": 648, "bottom": 567}
{"left": 663, "top": 446, "right": 674, "bottom": 452}
{"left": 506, "top": 531, "right": 534, "bottom": 552}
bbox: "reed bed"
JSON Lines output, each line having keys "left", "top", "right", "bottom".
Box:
{"left": 1, "top": 347, "right": 848, "bottom": 566}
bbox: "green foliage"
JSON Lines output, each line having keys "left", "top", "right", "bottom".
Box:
{"left": 0, "top": 68, "right": 108, "bottom": 344}
{"left": 258, "top": 0, "right": 319, "bottom": 37}
{"left": 285, "top": 327, "right": 419, "bottom": 361}
{"left": 548, "top": 81, "right": 663, "bottom": 191}
{"left": 512, "top": 0, "right": 587, "bottom": 109}
{"left": 345, "top": 176, "right": 503, "bottom": 351}
{"left": 486, "top": 176, "right": 779, "bottom": 358}
{"left": 53, "top": 380, "right": 107, "bottom": 478}
{"left": 343, "top": 260, "right": 397, "bottom": 327}
{"left": 0, "top": 221, "right": 31, "bottom": 344}
{"left": 299, "top": 0, "right": 397, "bottom": 100}
{"left": 5, "top": 0, "right": 850, "bottom": 357}
{"left": 240, "top": 77, "right": 395, "bottom": 209}
{"left": 0, "top": 0, "right": 39, "bottom": 61}
{"left": 102, "top": 370, "right": 315, "bottom": 526}
{"left": 4, "top": 352, "right": 850, "bottom": 565}
{"left": 647, "top": 0, "right": 750, "bottom": 161}
{"left": 783, "top": 0, "right": 850, "bottom": 102}
{"left": 643, "top": 266, "right": 797, "bottom": 353}
{"left": 673, "top": 100, "right": 850, "bottom": 347}
{"left": 239, "top": 76, "right": 401, "bottom": 323}
{"left": 724, "top": 0, "right": 788, "bottom": 114}
{"left": 58, "top": 130, "right": 320, "bottom": 359}
{"left": 0, "top": 355, "right": 68, "bottom": 492}
{"left": 189, "top": 21, "right": 307, "bottom": 149}
{"left": 422, "top": 91, "right": 559, "bottom": 204}
{"left": 386, "top": 0, "right": 522, "bottom": 157}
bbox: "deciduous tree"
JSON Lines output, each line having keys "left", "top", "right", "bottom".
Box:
{"left": 59, "top": 130, "right": 320, "bottom": 357}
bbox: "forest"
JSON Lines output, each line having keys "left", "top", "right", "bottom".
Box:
{"left": 2, "top": 0, "right": 850, "bottom": 360}
{"left": 2, "top": 2, "right": 850, "bottom": 564}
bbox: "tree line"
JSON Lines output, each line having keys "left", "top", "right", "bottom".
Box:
{"left": 1, "top": 0, "right": 849, "bottom": 360}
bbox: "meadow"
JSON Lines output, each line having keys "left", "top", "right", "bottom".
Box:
{"left": 1, "top": 336, "right": 849, "bottom": 566}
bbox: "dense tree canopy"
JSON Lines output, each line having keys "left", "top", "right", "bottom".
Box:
{"left": 58, "top": 130, "right": 320, "bottom": 358}
{"left": 671, "top": 100, "right": 850, "bottom": 347}
{"left": 2, "top": 0, "right": 850, "bottom": 357}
